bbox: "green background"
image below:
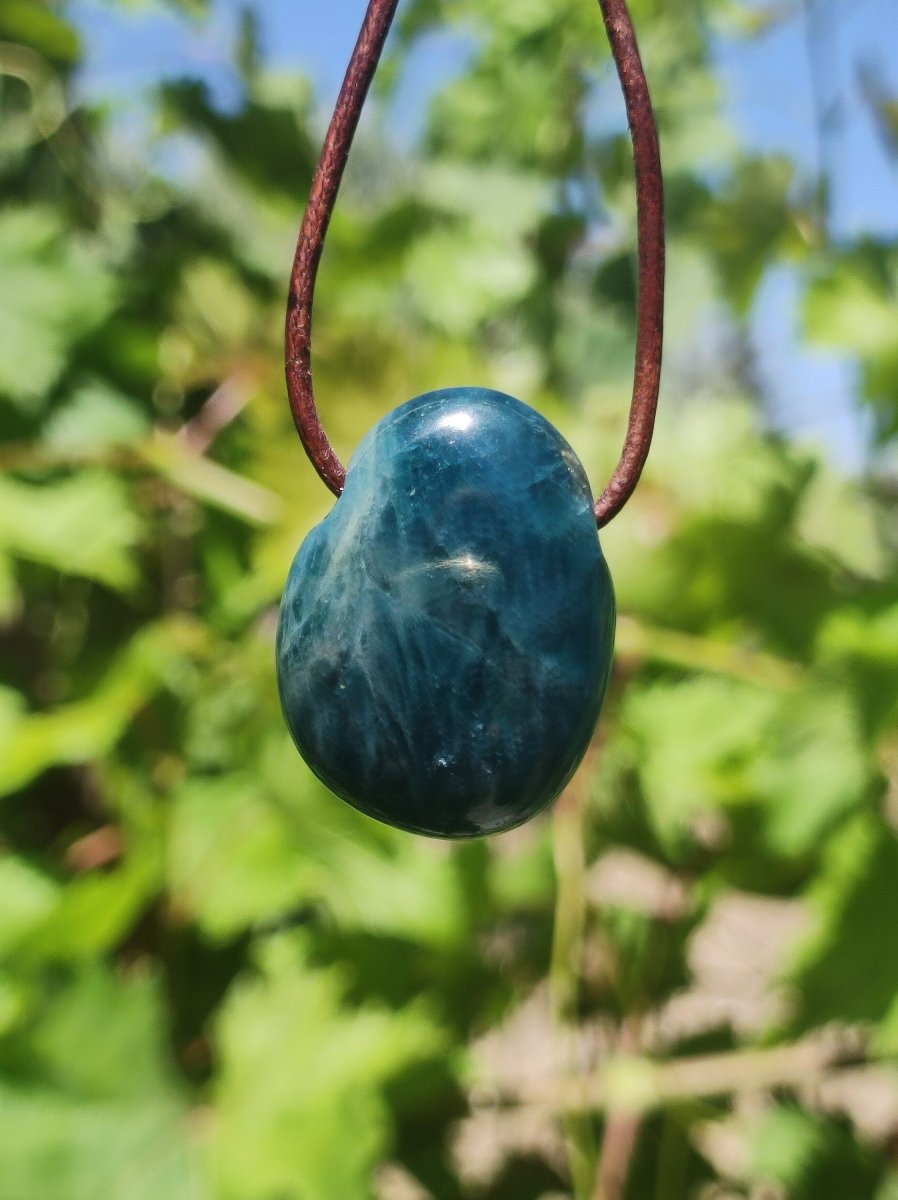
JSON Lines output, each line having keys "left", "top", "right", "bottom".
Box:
{"left": 2, "top": 1, "right": 898, "bottom": 1197}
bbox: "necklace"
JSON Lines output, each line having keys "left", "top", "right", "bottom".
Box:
{"left": 278, "top": 0, "right": 664, "bottom": 838}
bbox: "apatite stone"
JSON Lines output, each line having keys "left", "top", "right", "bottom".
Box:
{"left": 276, "top": 387, "right": 615, "bottom": 838}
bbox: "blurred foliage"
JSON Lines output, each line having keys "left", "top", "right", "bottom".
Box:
{"left": 1, "top": 0, "right": 897, "bottom": 1198}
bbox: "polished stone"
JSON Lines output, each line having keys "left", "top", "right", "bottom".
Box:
{"left": 277, "top": 387, "right": 615, "bottom": 838}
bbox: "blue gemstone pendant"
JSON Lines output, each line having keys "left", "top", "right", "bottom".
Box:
{"left": 276, "top": 387, "right": 615, "bottom": 838}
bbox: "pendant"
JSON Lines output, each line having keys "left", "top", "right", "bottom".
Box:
{"left": 276, "top": 387, "right": 615, "bottom": 838}
{"left": 279, "top": 1, "right": 663, "bottom": 836}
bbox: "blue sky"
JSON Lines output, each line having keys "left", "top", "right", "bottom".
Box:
{"left": 69, "top": 0, "right": 898, "bottom": 469}
{"left": 69, "top": 0, "right": 898, "bottom": 241}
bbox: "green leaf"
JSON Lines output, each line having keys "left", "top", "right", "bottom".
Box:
{"left": 417, "top": 160, "right": 550, "bottom": 235}
{"left": 23, "top": 854, "right": 160, "bottom": 964}
{"left": 697, "top": 156, "right": 797, "bottom": 312}
{"left": 0, "top": 471, "right": 141, "bottom": 590}
{"left": 0, "top": 1088, "right": 199, "bottom": 1200}
{"left": 0, "top": 856, "right": 59, "bottom": 958}
{"left": 208, "top": 935, "right": 443, "bottom": 1200}
{"left": 266, "top": 744, "right": 473, "bottom": 947}
{"left": 0, "top": 619, "right": 204, "bottom": 798}
{"left": 817, "top": 604, "right": 898, "bottom": 735}
{"left": 169, "top": 752, "right": 472, "bottom": 948}
{"left": 167, "top": 774, "right": 321, "bottom": 940}
{"left": 643, "top": 399, "right": 804, "bottom": 527}
{"left": 0, "top": 553, "right": 20, "bottom": 623}
{"left": 804, "top": 260, "right": 897, "bottom": 356}
{"left": 0, "top": 687, "right": 25, "bottom": 748}
{"left": 620, "top": 676, "right": 870, "bottom": 861}
{"left": 0, "top": 966, "right": 199, "bottom": 1200}
{"left": 160, "top": 77, "right": 316, "bottom": 203}
{"left": 790, "top": 816, "right": 898, "bottom": 1028}
{"left": 0, "top": 209, "right": 114, "bottom": 408}
{"left": 44, "top": 380, "right": 150, "bottom": 452}
{"left": 795, "top": 463, "right": 888, "bottom": 579}
{"left": 750, "top": 1103, "right": 824, "bottom": 1189}
{"left": 28, "top": 966, "right": 177, "bottom": 1100}
{"left": 620, "top": 675, "right": 780, "bottom": 855}
{"left": 876, "top": 1173, "right": 898, "bottom": 1200}
{"left": 403, "top": 223, "right": 535, "bottom": 334}
{"left": 0, "top": 973, "right": 27, "bottom": 1038}
{"left": 748, "top": 1104, "right": 882, "bottom": 1199}
{"left": 750, "top": 686, "right": 872, "bottom": 857}
{"left": 0, "top": 1, "right": 80, "bottom": 66}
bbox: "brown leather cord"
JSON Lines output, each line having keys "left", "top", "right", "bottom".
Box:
{"left": 285, "top": 0, "right": 664, "bottom": 528}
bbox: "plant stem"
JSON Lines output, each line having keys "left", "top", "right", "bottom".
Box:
{"left": 550, "top": 756, "right": 598, "bottom": 1200}
{"left": 497, "top": 1031, "right": 871, "bottom": 1115}
{"left": 594, "top": 1110, "right": 642, "bottom": 1200}
{"left": 614, "top": 615, "right": 802, "bottom": 689}
{"left": 593, "top": 1018, "right": 643, "bottom": 1200}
